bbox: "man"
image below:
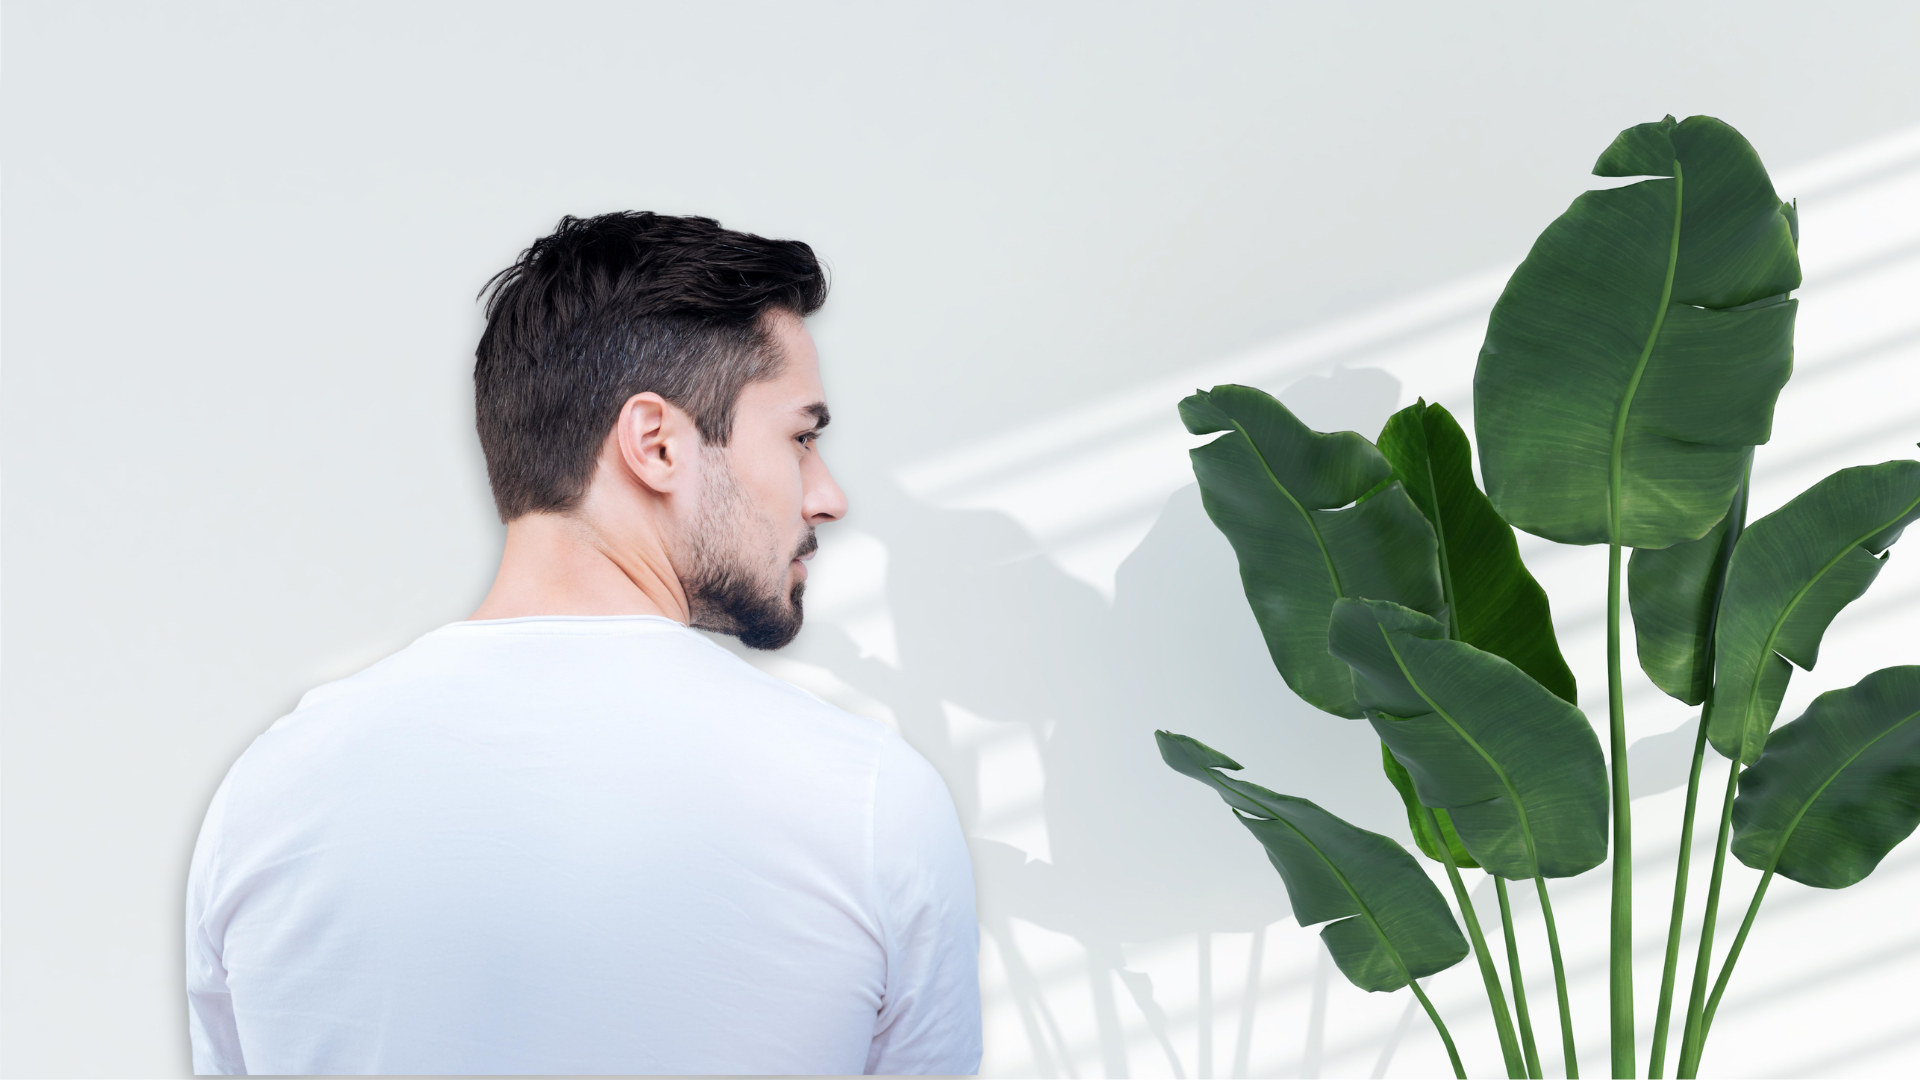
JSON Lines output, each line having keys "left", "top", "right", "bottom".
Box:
{"left": 184, "top": 213, "right": 981, "bottom": 1075}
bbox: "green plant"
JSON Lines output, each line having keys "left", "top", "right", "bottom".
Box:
{"left": 1157, "top": 115, "right": 1920, "bottom": 1079}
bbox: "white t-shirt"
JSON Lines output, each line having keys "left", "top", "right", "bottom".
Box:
{"left": 185, "top": 615, "right": 980, "bottom": 1075}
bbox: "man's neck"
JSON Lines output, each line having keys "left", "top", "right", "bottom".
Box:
{"left": 468, "top": 510, "right": 691, "bottom": 623}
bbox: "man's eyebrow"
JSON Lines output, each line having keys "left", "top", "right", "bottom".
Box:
{"left": 802, "top": 403, "right": 831, "bottom": 430}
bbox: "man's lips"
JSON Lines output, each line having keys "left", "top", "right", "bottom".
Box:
{"left": 791, "top": 531, "right": 819, "bottom": 581}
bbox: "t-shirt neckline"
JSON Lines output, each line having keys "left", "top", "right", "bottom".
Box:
{"left": 435, "top": 614, "right": 692, "bottom": 635}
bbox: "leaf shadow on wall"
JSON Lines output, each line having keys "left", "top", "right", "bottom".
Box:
{"left": 767, "top": 368, "right": 1412, "bottom": 1077}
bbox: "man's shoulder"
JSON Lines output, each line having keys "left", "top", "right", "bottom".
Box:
{"left": 202, "top": 615, "right": 949, "bottom": 877}
{"left": 242, "top": 616, "right": 901, "bottom": 772}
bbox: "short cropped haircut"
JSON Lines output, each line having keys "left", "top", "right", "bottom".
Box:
{"left": 474, "top": 212, "right": 829, "bottom": 521}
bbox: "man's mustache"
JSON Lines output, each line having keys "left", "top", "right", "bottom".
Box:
{"left": 793, "top": 530, "right": 818, "bottom": 561}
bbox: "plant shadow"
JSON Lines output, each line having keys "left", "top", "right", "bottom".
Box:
{"left": 759, "top": 368, "right": 1411, "bottom": 1076}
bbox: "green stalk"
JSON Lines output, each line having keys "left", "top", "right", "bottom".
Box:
{"left": 1496, "top": 877, "right": 1543, "bottom": 1079}
{"left": 1696, "top": 871, "right": 1775, "bottom": 1057}
{"left": 1646, "top": 713, "right": 1710, "bottom": 1078}
{"left": 1535, "top": 876, "right": 1578, "bottom": 1078}
{"left": 1423, "top": 807, "right": 1527, "bottom": 1078}
{"left": 1604, "top": 156, "right": 1683, "bottom": 1077}
{"left": 1649, "top": 458, "right": 1748, "bottom": 1079}
{"left": 1606, "top": 542, "right": 1635, "bottom": 1077}
{"left": 1410, "top": 978, "right": 1468, "bottom": 1080}
{"left": 1675, "top": 761, "right": 1740, "bottom": 1078}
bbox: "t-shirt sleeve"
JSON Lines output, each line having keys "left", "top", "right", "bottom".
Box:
{"left": 185, "top": 773, "right": 247, "bottom": 1076}
{"left": 864, "top": 735, "right": 981, "bottom": 1076}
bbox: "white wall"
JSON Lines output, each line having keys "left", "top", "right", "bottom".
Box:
{"left": 5, "top": 3, "right": 1919, "bottom": 1076}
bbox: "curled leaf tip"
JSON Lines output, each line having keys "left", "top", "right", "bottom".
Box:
{"left": 1155, "top": 730, "right": 1244, "bottom": 778}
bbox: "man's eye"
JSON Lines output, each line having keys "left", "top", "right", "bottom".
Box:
{"left": 797, "top": 432, "right": 818, "bottom": 449}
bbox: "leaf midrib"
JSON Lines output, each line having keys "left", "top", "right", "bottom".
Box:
{"left": 1419, "top": 421, "right": 1463, "bottom": 641}
{"left": 1377, "top": 625, "right": 1549, "bottom": 880}
{"left": 1753, "top": 703, "right": 1920, "bottom": 876}
{"left": 1737, "top": 490, "right": 1920, "bottom": 760}
{"left": 1221, "top": 779, "right": 1423, "bottom": 988}
{"left": 1229, "top": 417, "right": 1345, "bottom": 595}
{"left": 1607, "top": 159, "right": 1686, "bottom": 546}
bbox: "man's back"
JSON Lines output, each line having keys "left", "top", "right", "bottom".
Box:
{"left": 186, "top": 616, "right": 979, "bottom": 1075}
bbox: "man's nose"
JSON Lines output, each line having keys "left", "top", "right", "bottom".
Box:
{"left": 804, "top": 455, "right": 849, "bottom": 524}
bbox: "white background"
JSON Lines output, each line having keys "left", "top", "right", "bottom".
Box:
{"left": 5, "top": 3, "right": 1920, "bottom": 1076}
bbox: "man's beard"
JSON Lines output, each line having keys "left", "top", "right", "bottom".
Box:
{"left": 682, "top": 457, "right": 814, "bottom": 651}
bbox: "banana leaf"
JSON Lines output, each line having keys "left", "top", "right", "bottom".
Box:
{"left": 1328, "top": 598, "right": 1610, "bottom": 879}
{"left": 1182, "top": 384, "right": 1445, "bottom": 718}
{"left": 1377, "top": 398, "right": 1576, "bottom": 703}
{"left": 1731, "top": 666, "right": 1920, "bottom": 888}
{"left": 1629, "top": 458, "right": 1750, "bottom": 704}
{"left": 1706, "top": 460, "right": 1920, "bottom": 763}
{"left": 1474, "top": 115, "right": 1798, "bottom": 549}
{"left": 1157, "top": 730, "right": 1468, "bottom": 990}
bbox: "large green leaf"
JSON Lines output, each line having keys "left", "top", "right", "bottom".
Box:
{"left": 1628, "top": 458, "right": 1750, "bottom": 704}
{"left": 1377, "top": 398, "right": 1576, "bottom": 703}
{"left": 1182, "top": 384, "right": 1445, "bottom": 718}
{"left": 1157, "top": 731, "right": 1468, "bottom": 990}
{"left": 1706, "top": 460, "right": 1920, "bottom": 763}
{"left": 1474, "top": 115, "right": 1798, "bottom": 549}
{"left": 1328, "top": 598, "right": 1610, "bottom": 878}
{"left": 1731, "top": 666, "right": 1920, "bottom": 889}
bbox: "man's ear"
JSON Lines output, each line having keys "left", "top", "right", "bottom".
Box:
{"left": 613, "top": 392, "right": 698, "bottom": 495}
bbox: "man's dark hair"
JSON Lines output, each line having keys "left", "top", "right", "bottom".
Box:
{"left": 474, "top": 212, "right": 829, "bottom": 521}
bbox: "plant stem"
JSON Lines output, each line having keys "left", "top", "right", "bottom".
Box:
{"left": 1603, "top": 155, "right": 1683, "bottom": 1079}
{"left": 1410, "top": 978, "right": 1468, "bottom": 1080}
{"left": 1698, "top": 872, "right": 1775, "bottom": 1046}
{"left": 1535, "top": 875, "right": 1578, "bottom": 1078}
{"left": 1607, "top": 542, "right": 1635, "bottom": 1077}
{"left": 1424, "top": 807, "right": 1526, "bottom": 1078}
{"left": 1646, "top": 713, "right": 1711, "bottom": 1078}
{"left": 1675, "top": 760, "right": 1740, "bottom": 1078}
{"left": 1496, "top": 877, "right": 1543, "bottom": 1079}
{"left": 1649, "top": 457, "right": 1748, "bottom": 1080}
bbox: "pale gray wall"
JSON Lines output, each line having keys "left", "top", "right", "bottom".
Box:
{"left": 5, "top": 2, "right": 1919, "bottom": 1076}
